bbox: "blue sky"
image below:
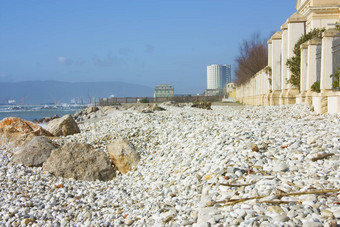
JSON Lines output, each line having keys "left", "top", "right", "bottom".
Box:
{"left": 0, "top": 0, "right": 297, "bottom": 94}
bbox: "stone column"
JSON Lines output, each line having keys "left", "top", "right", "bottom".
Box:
{"left": 301, "top": 43, "right": 308, "bottom": 93}
{"left": 284, "top": 12, "right": 306, "bottom": 104}
{"left": 320, "top": 29, "right": 339, "bottom": 92}
{"left": 305, "top": 38, "right": 321, "bottom": 106}
{"left": 269, "top": 31, "right": 282, "bottom": 106}
{"left": 313, "top": 29, "right": 340, "bottom": 114}
{"left": 268, "top": 41, "right": 272, "bottom": 68}
{"left": 279, "top": 23, "right": 288, "bottom": 105}
{"left": 260, "top": 71, "right": 265, "bottom": 105}
{"left": 258, "top": 73, "right": 261, "bottom": 105}
{"left": 264, "top": 69, "right": 270, "bottom": 106}
{"left": 266, "top": 40, "right": 273, "bottom": 105}
{"left": 296, "top": 43, "right": 308, "bottom": 103}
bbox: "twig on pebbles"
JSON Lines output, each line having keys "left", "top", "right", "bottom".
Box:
{"left": 259, "top": 200, "right": 300, "bottom": 204}
{"left": 311, "top": 153, "right": 334, "bottom": 162}
{"left": 275, "top": 189, "right": 340, "bottom": 198}
{"left": 219, "top": 183, "right": 253, "bottom": 187}
{"left": 208, "top": 188, "right": 340, "bottom": 207}
{"left": 286, "top": 181, "right": 302, "bottom": 189}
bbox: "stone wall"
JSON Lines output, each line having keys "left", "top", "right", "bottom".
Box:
{"left": 235, "top": 0, "right": 340, "bottom": 114}
{"left": 235, "top": 69, "right": 270, "bottom": 106}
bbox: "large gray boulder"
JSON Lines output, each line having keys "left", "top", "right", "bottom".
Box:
{"left": 46, "top": 115, "right": 80, "bottom": 137}
{"left": 12, "top": 136, "right": 57, "bottom": 167}
{"left": 43, "top": 142, "right": 115, "bottom": 181}
{"left": 107, "top": 138, "right": 140, "bottom": 174}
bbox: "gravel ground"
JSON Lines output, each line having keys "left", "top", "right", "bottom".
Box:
{"left": 0, "top": 103, "right": 339, "bottom": 226}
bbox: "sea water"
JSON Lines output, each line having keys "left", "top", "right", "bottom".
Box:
{"left": 0, "top": 105, "right": 85, "bottom": 122}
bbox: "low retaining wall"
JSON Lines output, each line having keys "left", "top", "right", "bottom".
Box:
{"left": 98, "top": 96, "right": 223, "bottom": 106}
{"left": 235, "top": 69, "right": 340, "bottom": 113}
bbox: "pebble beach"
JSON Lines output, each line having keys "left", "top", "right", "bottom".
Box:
{"left": 0, "top": 103, "right": 340, "bottom": 226}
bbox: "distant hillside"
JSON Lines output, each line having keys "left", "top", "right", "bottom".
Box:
{"left": 0, "top": 81, "right": 154, "bottom": 105}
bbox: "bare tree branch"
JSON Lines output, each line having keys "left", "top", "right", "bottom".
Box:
{"left": 234, "top": 32, "right": 268, "bottom": 85}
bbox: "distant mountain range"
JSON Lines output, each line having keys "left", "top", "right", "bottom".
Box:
{"left": 0, "top": 81, "right": 154, "bottom": 105}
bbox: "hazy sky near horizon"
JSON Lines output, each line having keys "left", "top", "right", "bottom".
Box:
{"left": 0, "top": 0, "right": 297, "bottom": 94}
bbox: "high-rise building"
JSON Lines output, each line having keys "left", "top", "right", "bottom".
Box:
{"left": 207, "top": 64, "right": 228, "bottom": 89}
{"left": 226, "top": 64, "right": 231, "bottom": 84}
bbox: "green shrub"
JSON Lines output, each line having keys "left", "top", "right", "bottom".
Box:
{"left": 330, "top": 66, "right": 340, "bottom": 89}
{"left": 286, "top": 28, "right": 325, "bottom": 89}
{"left": 140, "top": 98, "right": 149, "bottom": 103}
{"left": 336, "top": 22, "right": 340, "bottom": 31}
{"left": 311, "top": 81, "right": 320, "bottom": 93}
{"left": 264, "top": 66, "right": 272, "bottom": 85}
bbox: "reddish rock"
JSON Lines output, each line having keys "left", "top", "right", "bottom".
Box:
{"left": 107, "top": 138, "right": 140, "bottom": 174}
{"left": 0, "top": 117, "right": 53, "bottom": 147}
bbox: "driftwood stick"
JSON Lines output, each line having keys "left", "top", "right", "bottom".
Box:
{"left": 222, "top": 195, "right": 267, "bottom": 206}
{"left": 219, "top": 183, "right": 253, "bottom": 187}
{"left": 275, "top": 189, "right": 340, "bottom": 197}
{"left": 259, "top": 200, "right": 300, "bottom": 204}
{"left": 311, "top": 153, "right": 334, "bottom": 162}
{"left": 219, "top": 189, "right": 340, "bottom": 207}
{"left": 206, "top": 196, "right": 266, "bottom": 207}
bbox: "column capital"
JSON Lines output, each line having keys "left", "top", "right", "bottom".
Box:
{"left": 322, "top": 28, "right": 340, "bottom": 38}
{"left": 271, "top": 31, "right": 282, "bottom": 40}
{"left": 308, "top": 37, "right": 322, "bottom": 45}
{"left": 300, "top": 42, "right": 308, "bottom": 49}
{"left": 287, "top": 11, "right": 306, "bottom": 23}
{"left": 281, "top": 22, "right": 288, "bottom": 31}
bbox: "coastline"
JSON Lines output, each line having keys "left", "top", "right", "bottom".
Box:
{"left": 0, "top": 105, "right": 84, "bottom": 122}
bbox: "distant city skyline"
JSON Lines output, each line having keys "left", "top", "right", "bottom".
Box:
{"left": 0, "top": 1, "right": 297, "bottom": 94}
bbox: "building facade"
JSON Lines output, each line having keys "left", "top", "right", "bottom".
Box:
{"left": 207, "top": 64, "right": 227, "bottom": 89}
{"left": 153, "top": 84, "right": 174, "bottom": 98}
{"left": 226, "top": 65, "right": 232, "bottom": 84}
{"left": 224, "top": 82, "right": 236, "bottom": 96}
{"left": 235, "top": 0, "right": 340, "bottom": 114}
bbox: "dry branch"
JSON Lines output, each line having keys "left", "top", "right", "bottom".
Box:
{"left": 259, "top": 200, "right": 300, "bottom": 204}
{"left": 219, "top": 183, "right": 253, "bottom": 187}
{"left": 311, "top": 153, "right": 334, "bottom": 162}
{"left": 209, "top": 188, "right": 340, "bottom": 207}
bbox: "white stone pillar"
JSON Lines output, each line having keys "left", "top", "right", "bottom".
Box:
{"left": 297, "top": 43, "right": 308, "bottom": 104}
{"left": 320, "top": 29, "right": 339, "bottom": 92}
{"left": 272, "top": 34, "right": 282, "bottom": 91}
{"left": 306, "top": 39, "right": 320, "bottom": 92}
{"left": 261, "top": 73, "right": 264, "bottom": 105}
{"left": 269, "top": 31, "right": 282, "bottom": 105}
{"left": 281, "top": 23, "right": 288, "bottom": 91}
{"left": 268, "top": 41, "right": 272, "bottom": 68}
{"left": 300, "top": 43, "right": 308, "bottom": 93}
{"left": 313, "top": 29, "right": 339, "bottom": 114}
{"left": 286, "top": 14, "right": 306, "bottom": 90}
{"left": 305, "top": 38, "right": 321, "bottom": 106}
{"left": 281, "top": 12, "right": 306, "bottom": 104}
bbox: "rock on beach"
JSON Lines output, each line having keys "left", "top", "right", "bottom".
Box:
{"left": 107, "top": 138, "right": 140, "bottom": 174}
{"left": 0, "top": 117, "right": 53, "bottom": 147}
{"left": 0, "top": 103, "right": 339, "bottom": 226}
{"left": 43, "top": 142, "right": 115, "bottom": 181}
{"left": 11, "top": 136, "right": 57, "bottom": 167}
{"left": 46, "top": 114, "right": 80, "bottom": 137}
